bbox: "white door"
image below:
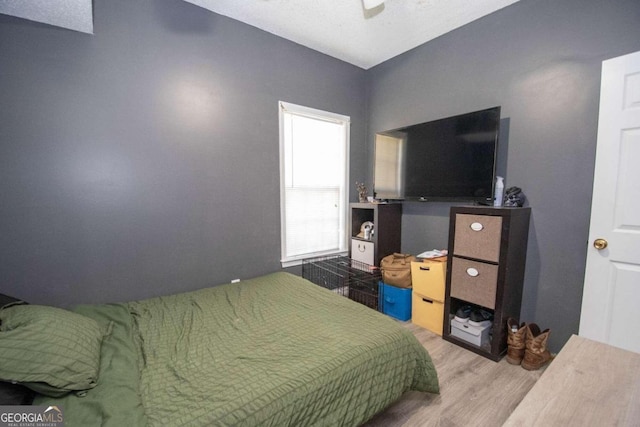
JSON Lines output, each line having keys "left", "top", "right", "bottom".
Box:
{"left": 579, "top": 50, "right": 640, "bottom": 353}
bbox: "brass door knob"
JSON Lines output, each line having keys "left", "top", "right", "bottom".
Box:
{"left": 593, "top": 238, "right": 608, "bottom": 250}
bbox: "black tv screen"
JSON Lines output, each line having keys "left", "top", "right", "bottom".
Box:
{"left": 373, "top": 106, "right": 500, "bottom": 203}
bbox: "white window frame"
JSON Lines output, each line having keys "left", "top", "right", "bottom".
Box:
{"left": 279, "top": 101, "right": 350, "bottom": 267}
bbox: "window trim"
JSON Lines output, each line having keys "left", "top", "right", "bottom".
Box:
{"left": 278, "top": 101, "right": 350, "bottom": 267}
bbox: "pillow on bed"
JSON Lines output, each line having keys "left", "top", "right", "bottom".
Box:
{"left": 0, "top": 304, "right": 105, "bottom": 397}
{"left": 0, "top": 294, "right": 35, "bottom": 405}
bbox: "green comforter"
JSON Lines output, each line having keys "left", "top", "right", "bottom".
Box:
{"left": 36, "top": 272, "right": 438, "bottom": 426}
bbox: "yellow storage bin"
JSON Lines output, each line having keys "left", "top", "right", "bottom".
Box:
{"left": 412, "top": 292, "right": 444, "bottom": 335}
{"left": 411, "top": 260, "right": 447, "bottom": 302}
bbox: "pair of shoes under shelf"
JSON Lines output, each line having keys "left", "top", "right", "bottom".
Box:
{"left": 469, "top": 309, "right": 493, "bottom": 328}
{"left": 454, "top": 306, "right": 493, "bottom": 328}
{"left": 454, "top": 305, "right": 472, "bottom": 323}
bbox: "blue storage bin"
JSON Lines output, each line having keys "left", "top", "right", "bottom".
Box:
{"left": 379, "top": 282, "right": 412, "bottom": 321}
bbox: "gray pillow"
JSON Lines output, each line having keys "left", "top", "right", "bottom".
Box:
{"left": 0, "top": 304, "right": 105, "bottom": 397}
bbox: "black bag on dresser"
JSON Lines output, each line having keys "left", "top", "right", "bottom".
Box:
{"left": 380, "top": 253, "right": 417, "bottom": 288}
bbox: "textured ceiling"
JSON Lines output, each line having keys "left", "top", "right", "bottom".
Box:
{"left": 0, "top": 0, "right": 520, "bottom": 69}
{"left": 183, "top": 0, "right": 520, "bottom": 69}
{"left": 0, "top": 0, "right": 93, "bottom": 34}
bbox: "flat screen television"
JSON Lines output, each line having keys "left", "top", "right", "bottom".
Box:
{"left": 373, "top": 106, "right": 500, "bottom": 203}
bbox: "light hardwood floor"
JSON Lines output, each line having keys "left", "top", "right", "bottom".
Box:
{"left": 363, "top": 323, "right": 545, "bottom": 427}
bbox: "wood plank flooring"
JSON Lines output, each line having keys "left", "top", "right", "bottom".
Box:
{"left": 363, "top": 323, "right": 545, "bottom": 427}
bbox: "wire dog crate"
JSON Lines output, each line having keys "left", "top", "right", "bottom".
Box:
{"left": 302, "top": 256, "right": 382, "bottom": 311}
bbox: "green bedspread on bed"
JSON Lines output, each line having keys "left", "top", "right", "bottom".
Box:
{"left": 34, "top": 303, "right": 147, "bottom": 426}
{"left": 36, "top": 272, "right": 438, "bottom": 426}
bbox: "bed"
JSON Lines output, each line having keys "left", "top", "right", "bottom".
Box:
{"left": 0, "top": 272, "right": 439, "bottom": 426}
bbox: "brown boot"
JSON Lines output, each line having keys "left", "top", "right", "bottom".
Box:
{"left": 521, "top": 323, "right": 553, "bottom": 370}
{"left": 506, "top": 318, "right": 526, "bottom": 365}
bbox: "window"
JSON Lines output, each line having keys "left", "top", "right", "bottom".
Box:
{"left": 374, "top": 132, "right": 406, "bottom": 199}
{"left": 279, "top": 101, "right": 350, "bottom": 267}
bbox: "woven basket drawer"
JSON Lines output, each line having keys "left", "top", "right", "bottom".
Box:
{"left": 450, "top": 257, "right": 498, "bottom": 310}
{"left": 453, "top": 214, "right": 502, "bottom": 263}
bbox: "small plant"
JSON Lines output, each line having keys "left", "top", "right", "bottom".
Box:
{"left": 355, "top": 181, "right": 368, "bottom": 202}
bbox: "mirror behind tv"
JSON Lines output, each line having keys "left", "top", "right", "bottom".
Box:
{"left": 373, "top": 106, "right": 500, "bottom": 203}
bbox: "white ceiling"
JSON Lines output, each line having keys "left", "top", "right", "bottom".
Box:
{"left": 0, "top": 0, "right": 520, "bottom": 69}
{"left": 181, "top": 0, "right": 521, "bottom": 69}
{"left": 0, "top": 0, "right": 93, "bottom": 34}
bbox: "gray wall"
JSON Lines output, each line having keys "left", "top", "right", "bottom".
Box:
{"left": 2, "top": 0, "right": 640, "bottom": 352}
{"left": 0, "top": 0, "right": 367, "bottom": 306}
{"left": 367, "top": 0, "right": 640, "bottom": 351}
